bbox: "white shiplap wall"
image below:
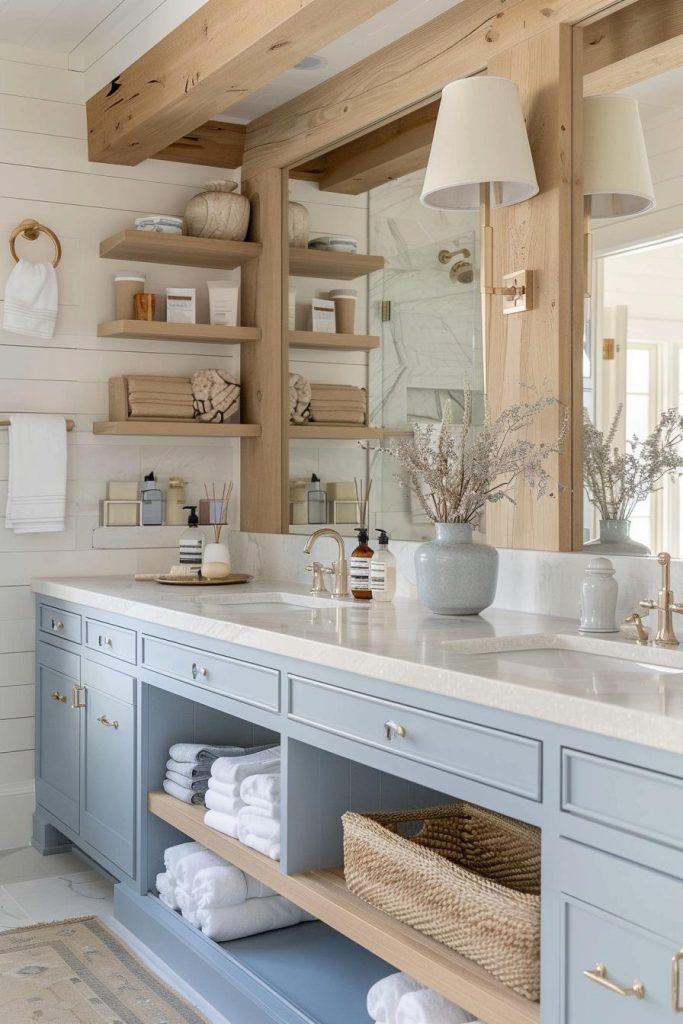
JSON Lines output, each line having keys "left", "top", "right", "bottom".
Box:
{"left": 0, "top": 53, "right": 243, "bottom": 849}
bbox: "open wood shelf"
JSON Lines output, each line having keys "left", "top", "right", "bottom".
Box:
{"left": 289, "top": 425, "right": 413, "bottom": 440}
{"left": 98, "top": 320, "right": 261, "bottom": 344}
{"left": 289, "top": 247, "right": 384, "bottom": 280}
{"left": 288, "top": 330, "right": 379, "bottom": 351}
{"left": 149, "top": 792, "right": 538, "bottom": 1024}
{"left": 93, "top": 421, "right": 260, "bottom": 437}
{"left": 100, "top": 230, "right": 262, "bottom": 269}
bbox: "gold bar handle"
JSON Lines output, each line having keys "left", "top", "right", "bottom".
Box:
{"left": 96, "top": 714, "right": 119, "bottom": 729}
{"left": 50, "top": 690, "right": 67, "bottom": 703}
{"left": 672, "top": 950, "right": 683, "bottom": 1011}
{"left": 584, "top": 964, "right": 645, "bottom": 999}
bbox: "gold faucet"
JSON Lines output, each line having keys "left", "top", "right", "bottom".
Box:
{"left": 303, "top": 528, "right": 349, "bottom": 598}
{"left": 640, "top": 552, "right": 683, "bottom": 648}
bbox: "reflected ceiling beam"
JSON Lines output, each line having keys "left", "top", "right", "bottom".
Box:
{"left": 154, "top": 121, "right": 245, "bottom": 169}
{"left": 86, "top": 0, "right": 395, "bottom": 166}
{"left": 582, "top": 0, "right": 683, "bottom": 81}
{"left": 291, "top": 101, "right": 439, "bottom": 195}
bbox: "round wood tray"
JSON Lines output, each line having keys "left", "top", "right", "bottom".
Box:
{"left": 155, "top": 573, "right": 251, "bottom": 586}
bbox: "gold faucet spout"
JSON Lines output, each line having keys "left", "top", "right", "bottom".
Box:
{"left": 639, "top": 552, "right": 683, "bottom": 647}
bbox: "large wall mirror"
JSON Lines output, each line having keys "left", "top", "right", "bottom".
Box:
{"left": 582, "top": 65, "right": 683, "bottom": 557}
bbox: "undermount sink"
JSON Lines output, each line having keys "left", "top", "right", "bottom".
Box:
{"left": 195, "top": 591, "right": 356, "bottom": 611}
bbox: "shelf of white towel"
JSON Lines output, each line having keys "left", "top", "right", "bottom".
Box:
{"left": 289, "top": 425, "right": 414, "bottom": 440}
{"left": 148, "top": 791, "right": 539, "bottom": 1024}
{"left": 98, "top": 320, "right": 261, "bottom": 345}
{"left": 288, "top": 330, "right": 380, "bottom": 351}
{"left": 93, "top": 421, "right": 261, "bottom": 437}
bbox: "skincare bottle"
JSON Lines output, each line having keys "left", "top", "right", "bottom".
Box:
{"left": 370, "top": 529, "right": 396, "bottom": 603}
{"left": 165, "top": 477, "right": 187, "bottom": 526}
{"left": 307, "top": 474, "right": 327, "bottom": 525}
{"left": 140, "top": 471, "right": 164, "bottom": 526}
{"left": 350, "top": 527, "right": 374, "bottom": 600}
{"left": 179, "top": 506, "right": 204, "bottom": 566}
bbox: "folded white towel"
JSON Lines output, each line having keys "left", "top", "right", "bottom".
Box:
{"left": 169, "top": 742, "right": 252, "bottom": 764}
{"left": 396, "top": 990, "right": 477, "bottom": 1024}
{"left": 239, "top": 808, "right": 280, "bottom": 834}
{"left": 163, "top": 841, "right": 202, "bottom": 874}
{"left": 5, "top": 414, "right": 67, "bottom": 533}
{"left": 155, "top": 871, "right": 179, "bottom": 910}
{"left": 163, "top": 778, "right": 205, "bottom": 805}
{"left": 211, "top": 746, "right": 281, "bottom": 785}
{"left": 3, "top": 258, "right": 58, "bottom": 339}
{"left": 197, "top": 895, "right": 313, "bottom": 942}
{"left": 368, "top": 974, "right": 426, "bottom": 1024}
{"left": 238, "top": 811, "right": 281, "bottom": 861}
{"left": 208, "top": 777, "right": 241, "bottom": 799}
{"left": 240, "top": 772, "right": 281, "bottom": 810}
{"left": 204, "top": 808, "right": 239, "bottom": 839}
{"left": 165, "top": 770, "right": 209, "bottom": 792}
{"left": 166, "top": 758, "right": 212, "bottom": 780}
{"left": 205, "top": 788, "right": 244, "bottom": 816}
{"left": 239, "top": 833, "right": 281, "bottom": 861}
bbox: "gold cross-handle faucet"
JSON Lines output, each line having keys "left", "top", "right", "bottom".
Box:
{"left": 640, "top": 552, "right": 683, "bottom": 648}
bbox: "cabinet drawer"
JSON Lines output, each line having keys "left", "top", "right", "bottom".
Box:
{"left": 84, "top": 659, "right": 135, "bottom": 705}
{"left": 562, "top": 748, "right": 683, "bottom": 851}
{"left": 289, "top": 675, "right": 542, "bottom": 800}
{"left": 141, "top": 635, "right": 280, "bottom": 712}
{"left": 85, "top": 618, "right": 136, "bottom": 665}
{"left": 39, "top": 603, "right": 81, "bottom": 645}
{"left": 37, "top": 640, "right": 79, "bottom": 681}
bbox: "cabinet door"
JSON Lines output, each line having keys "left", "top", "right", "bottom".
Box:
{"left": 80, "top": 685, "right": 135, "bottom": 876}
{"left": 35, "top": 665, "right": 80, "bottom": 833}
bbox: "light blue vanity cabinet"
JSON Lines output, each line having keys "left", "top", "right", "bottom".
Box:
{"left": 36, "top": 641, "right": 80, "bottom": 834}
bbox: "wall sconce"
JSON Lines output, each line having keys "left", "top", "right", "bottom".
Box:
{"left": 420, "top": 76, "right": 539, "bottom": 315}
{"left": 582, "top": 94, "right": 655, "bottom": 294}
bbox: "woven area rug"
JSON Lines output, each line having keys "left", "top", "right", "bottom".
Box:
{"left": 0, "top": 916, "right": 209, "bottom": 1023}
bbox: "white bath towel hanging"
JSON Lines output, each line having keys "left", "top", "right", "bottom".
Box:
{"left": 3, "top": 259, "right": 58, "bottom": 339}
{"left": 5, "top": 415, "right": 67, "bottom": 533}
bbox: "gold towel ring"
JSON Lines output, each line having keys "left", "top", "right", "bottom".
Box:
{"left": 9, "top": 219, "right": 62, "bottom": 268}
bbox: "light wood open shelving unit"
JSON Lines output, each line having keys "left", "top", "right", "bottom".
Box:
{"left": 93, "top": 421, "right": 261, "bottom": 437}
{"left": 149, "top": 791, "right": 538, "bottom": 1024}
{"left": 289, "top": 425, "right": 412, "bottom": 440}
{"left": 99, "top": 230, "right": 262, "bottom": 269}
{"left": 288, "top": 330, "right": 379, "bottom": 351}
{"left": 289, "top": 247, "right": 384, "bottom": 280}
{"left": 98, "top": 320, "right": 261, "bottom": 344}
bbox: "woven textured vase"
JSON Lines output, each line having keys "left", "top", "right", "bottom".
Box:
{"left": 183, "top": 180, "right": 250, "bottom": 240}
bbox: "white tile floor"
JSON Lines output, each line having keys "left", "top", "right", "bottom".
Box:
{"left": 0, "top": 844, "right": 231, "bottom": 1024}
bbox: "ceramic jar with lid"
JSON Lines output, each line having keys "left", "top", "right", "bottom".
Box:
{"left": 183, "top": 181, "right": 250, "bottom": 241}
{"left": 579, "top": 556, "right": 618, "bottom": 633}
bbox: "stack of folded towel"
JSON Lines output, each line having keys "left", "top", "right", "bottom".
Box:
{"left": 156, "top": 840, "right": 313, "bottom": 942}
{"left": 126, "top": 375, "right": 194, "bottom": 420}
{"left": 204, "top": 746, "right": 282, "bottom": 859}
{"left": 368, "top": 973, "right": 481, "bottom": 1024}
{"left": 309, "top": 383, "right": 367, "bottom": 425}
{"left": 163, "top": 742, "right": 269, "bottom": 806}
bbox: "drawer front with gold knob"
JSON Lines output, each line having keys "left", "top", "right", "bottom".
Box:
{"left": 85, "top": 618, "right": 136, "bottom": 665}
{"left": 39, "top": 603, "right": 81, "bottom": 645}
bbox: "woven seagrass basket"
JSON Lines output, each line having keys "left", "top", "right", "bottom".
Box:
{"left": 342, "top": 802, "right": 541, "bottom": 1001}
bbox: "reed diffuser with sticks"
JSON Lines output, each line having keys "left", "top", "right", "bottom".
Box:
{"left": 201, "top": 481, "right": 234, "bottom": 579}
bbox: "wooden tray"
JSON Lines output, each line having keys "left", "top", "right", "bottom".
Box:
{"left": 155, "top": 573, "right": 251, "bottom": 586}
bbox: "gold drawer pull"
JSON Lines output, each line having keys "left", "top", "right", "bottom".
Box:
{"left": 672, "top": 950, "right": 683, "bottom": 1011}
{"left": 584, "top": 964, "right": 645, "bottom": 999}
{"left": 50, "top": 618, "right": 63, "bottom": 631}
{"left": 50, "top": 690, "right": 67, "bottom": 703}
{"left": 384, "top": 720, "right": 407, "bottom": 741}
{"left": 191, "top": 662, "right": 208, "bottom": 680}
{"left": 96, "top": 714, "right": 119, "bottom": 729}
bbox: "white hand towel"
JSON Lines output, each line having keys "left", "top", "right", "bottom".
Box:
{"left": 197, "top": 895, "right": 313, "bottom": 942}
{"left": 395, "top": 990, "right": 477, "bottom": 1024}
{"left": 368, "top": 973, "right": 426, "bottom": 1024}
{"left": 208, "top": 777, "right": 241, "bottom": 799}
{"left": 5, "top": 414, "right": 66, "bottom": 533}
{"left": 166, "top": 758, "right": 212, "bottom": 780}
{"left": 240, "top": 772, "right": 281, "bottom": 810}
{"left": 3, "top": 259, "right": 58, "bottom": 339}
{"left": 176, "top": 888, "right": 201, "bottom": 927}
{"left": 165, "top": 770, "right": 209, "bottom": 792}
{"left": 205, "top": 788, "right": 244, "bottom": 816}
{"left": 211, "top": 746, "right": 281, "bottom": 785}
{"left": 239, "top": 809, "right": 280, "bottom": 834}
{"left": 238, "top": 811, "right": 281, "bottom": 861}
{"left": 155, "top": 871, "right": 179, "bottom": 910}
{"left": 174, "top": 848, "right": 228, "bottom": 892}
{"left": 204, "top": 808, "right": 239, "bottom": 839}
{"left": 163, "top": 841, "right": 203, "bottom": 874}
{"left": 191, "top": 863, "right": 248, "bottom": 909}
{"left": 238, "top": 833, "right": 281, "bottom": 862}
{"left": 163, "top": 778, "right": 205, "bottom": 805}
{"left": 238, "top": 802, "right": 279, "bottom": 822}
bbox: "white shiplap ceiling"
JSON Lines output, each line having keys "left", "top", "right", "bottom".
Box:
{"left": 0, "top": 0, "right": 124, "bottom": 54}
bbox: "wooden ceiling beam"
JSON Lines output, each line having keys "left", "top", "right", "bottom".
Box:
{"left": 154, "top": 121, "right": 245, "bottom": 169}
{"left": 582, "top": 0, "right": 683, "bottom": 77}
{"left": 86, "top": 0, "right": 395, "bottom": 166}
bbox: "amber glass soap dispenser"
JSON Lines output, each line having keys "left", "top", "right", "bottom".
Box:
{"left": 350, "top": 527, "right": 374, "bottom": 600}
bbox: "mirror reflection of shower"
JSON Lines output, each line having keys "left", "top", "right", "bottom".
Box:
{"left": 438, "top": 246, "right": 474, "bottom": 284}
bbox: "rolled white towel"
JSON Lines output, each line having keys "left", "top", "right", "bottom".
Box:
{"left": 197, "top": 895, "right": 313, "bottom": 942}
{"left": 163, "top": 841, "right": 203, "bottom": 874}
{"left": 208, "top": 777, "right": 241, "bottom": 799}
{"left": 155, "top": 871, "right": 179, "bottom": 910}
{"left": 176, "top": 887, "right": 202, "bottom": 927}
{"left": 396, "top": 990, "right": 477, "bottom": 1024}
{"left": 211, "top": 746, "right": 281, "bottom": 785}
{"left": 192, "top": 864, "right": 276, "bottom": 910}
{"left": 367, "top": 972, "right": 426, "bottom": 1024}
{"left": 240, "top": 772, "right": 281, "bottom": 810}
{"left": 163, "top": 778, "right": 205, "bottom": 805}
{"left": 204, "top": 808, "right": 239, "bottom": 839}
{"left": 205, "top": 788, "right": 244, "bottom": 816}
{"left": 175, "top": 848, "right": 227, "bottom": 891}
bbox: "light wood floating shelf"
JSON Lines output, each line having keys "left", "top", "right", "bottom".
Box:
{"left": 289, "top": 247, "right": 385, "bottom": 280}
{"left": 98, "top": 320, "right": 261, "bottom": 344}
{"left": 288, "top": 330, "right": 379, "bottom": 351}
{"left": 93, "top": 421, "right": 260, "bottom": 437}
{"left": 289, "top": 425, "right": 413, "bottom": 440}
{"left": 99, "top": 230, "right": 262, "bottom": 269}
{"left": 149, "top": 792, "right": 538, "bottom": 1024}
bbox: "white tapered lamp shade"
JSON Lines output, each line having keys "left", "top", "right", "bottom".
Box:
{"left": 583, "top": 95, "right": 655, "bottom": 219}
{"left": 420, "top": 77, "right": 539, "bottom": 211}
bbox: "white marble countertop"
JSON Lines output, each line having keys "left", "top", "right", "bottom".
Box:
{"left": 31, "top": 575, "right": 683, "bottom": 755}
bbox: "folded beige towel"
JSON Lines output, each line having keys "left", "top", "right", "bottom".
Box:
{"left": 129, "top": 402, "right": 195, "bottom": 419}
{"left": 127, "top": 376, "right": 192, "bottom": 395}
{"left": 310, "top": 411, "right": 367, "bottom": 424}
{"left": 310, "top": 401, "right": 367, "bottom": 411}
{"left": 310, "top": 384, "right": 366, "bottom": 399}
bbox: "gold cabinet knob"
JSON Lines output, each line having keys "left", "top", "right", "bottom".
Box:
{"left": 50, "top": 690, "right": 67, "bottom": 703}
{"left": 98, "top": 635, "right": 113, "bottom": 648}
{"left": 191, "top": 663, "right": 208, "bottom": 680}
{"left": 584, "top": 963, "right": 645, "bottom": 999}
{"left": 384, "top": 720, "right": 407, "bottom": 741}
{"left": 96, "top": 714, "right": 119, "bottom": 729}
{"left": 50, "top": 618, "right": 63, "bottom": 631}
